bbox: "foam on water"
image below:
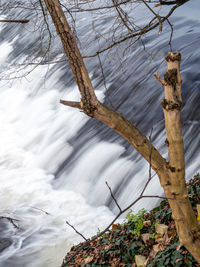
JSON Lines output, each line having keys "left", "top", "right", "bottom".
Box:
{"left": 0, "top": 44, "right": 114, "bottom": 266}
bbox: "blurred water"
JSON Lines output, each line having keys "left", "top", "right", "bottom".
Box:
{"left": 0, "top": 1, "right": 199, "bottom": 266}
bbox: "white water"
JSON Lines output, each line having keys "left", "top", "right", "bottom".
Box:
{"left": 0, "top": 42, "right": 115, "bottom": 266}
{"left": 0, "top": 35, "right": 163, "bottom": 267}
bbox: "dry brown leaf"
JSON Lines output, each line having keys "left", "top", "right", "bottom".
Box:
{"left": 104, "top": 244, "right": 112, "bottom": 250}
{"left": 143, "top": 220, "right": 152, "bottom": 227}
{"left": 153, "top": 243, "right": 166, "bottom": 254}
{"left": 76, "top": 258, "right": 83, "bottom": 264}
{"left": 84, "top": 256, "right": 94, "bottom": 264}
{"left": 149, "top": 247, "right": 157, "bottom": 259}
{"left": 156, "top": 224, "right": 168, "bottom": 235}
{"left": 155, "top": 234, "right": 162, "bottom": 242}
{"left": 135, "top": 255, "right": 146, "bottom": 267}
{"left": 176, "top": 243, "right": 182, "bottom": 250}
{"left": 175, "top": 258, "right": 183, "bottom": 263}
{"left": 112, "top": 224, "right": 121, "bottom": 231}
{"left": 153, "top": 244, "right": 161, "bottom": 253}
{"left": 167, "top": 230, "right": 176, "bottom": 238}
{"left": 141, "top": 233, "right": 150, "bottom": 245}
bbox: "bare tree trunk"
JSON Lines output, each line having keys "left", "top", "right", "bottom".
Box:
{"left": 43, "top": 0, "right": 200, "bottom": 262}
{"left": 43, "top": 0, "right": 165, "bottom": 173}
{"left": 155, "top": 52, "right": 200, "bottom": 261}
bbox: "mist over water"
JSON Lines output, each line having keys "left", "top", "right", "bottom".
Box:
{"left": 0, "top": 1, "right": 200, "bottom": 266}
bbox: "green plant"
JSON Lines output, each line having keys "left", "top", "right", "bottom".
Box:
{"left": 125, "top": 208, "right": 147, "bottom": 239}
{"left": 147, "top": 238, "right": 196, "bottom": 267}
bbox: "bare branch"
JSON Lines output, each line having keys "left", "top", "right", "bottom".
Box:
{"left": 0, "top": 216, "right": 20, "bottom": 229}
{"left": 106, "top": 181, "right": 122, "bottom": 212}
{"left": 154, "top": 72, "right": 168, "bottom": 86}
{"left": 141, "top": 0, "right": 162, "bottom": 35}
{"left": 0, "top": 19, "right": 29, "bottom": 23}
{"left": 83, "top": 4, "right": 179, "bottom": 58}
{"left": 66, "top": 221, "right": 87, "bottom": 241}
{"left": 60, "top": 100, "right": 81, "bottom": 109}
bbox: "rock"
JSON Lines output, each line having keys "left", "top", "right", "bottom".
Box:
{"left": 155, "top": 224, "right": 168, "bottom": 235}
{"left": 0, "top": 238, "right": 12, "bottom": 252}
{"left": 135, "top": 255, "right": 146, "bottom": 266}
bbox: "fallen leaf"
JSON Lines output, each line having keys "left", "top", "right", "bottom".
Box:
{"left": 156, "top": 224, "right": 168, "bottom": 235}
{"left": 135, "top": 255, "right": 146, "bottom": 267}
{"left": 84, "top": 256, "right": 94, "bottom": 263}
{"left": 104, "top": 244, "right": 112, "bottom": 250}
{"left": 175, "top": 258, "right": 183, "bottom": 263}
{"left": 143, "top": 220, "right": 152, "bottom": 227}
{"left": 181, "top": 250, "right": 188, "bottom": 255}
{"left": 141, "top": 233, "right": 150, "bottom": 245}
{"left": 155, "top": 234, "right": 162, "bottom": 242}
{"left": 112, "top": 224, "right": 121, "bottom": 231}
{"left": 167, "top": 230, "right": 176, "bottom": 238}
{"left": 176, "top": 243, "right": 182, "bottom": 250}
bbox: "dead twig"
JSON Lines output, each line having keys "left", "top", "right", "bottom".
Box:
{"left": 66, "top": 221, "right": 87, "bottom": 241}
{"left": 0, "top": 216, "right": 20, "bottom": 229}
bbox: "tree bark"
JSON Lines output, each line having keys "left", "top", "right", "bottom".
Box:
{"left": 43, "top": 0, "right": 200, "bottom": 262}
{"left": 43, "top": 0, "right": 166, "bottom": 173}
{"left": 156, "top": 52, "right": 200, "bottom": 261}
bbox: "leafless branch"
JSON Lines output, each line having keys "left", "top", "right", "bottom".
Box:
{"left": 66, "top": 221, "right": 87, "bottom": 241}
{"left": 83, "top": 4, "right": 179, "bottom": 58}
{"left": 0, "top": 216, "right": 20, "bottom": 229}
{"left": 106, "top": 181, "right": 122, "bottom": 212}
{"left": 0, "top": 19, "right": 29, "bottom": 23}
{"left": 154, "top": 72, "right": 168, "bottom": 86}
{"left": 60, "top": 100, "right": 81, "bottom": 109}
{"left": 29, "top": 206, "right": 51, "bottom": 215}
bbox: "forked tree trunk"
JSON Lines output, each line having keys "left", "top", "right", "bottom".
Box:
{"left": 43, "top": 0, "right": 200, "bottom": 262}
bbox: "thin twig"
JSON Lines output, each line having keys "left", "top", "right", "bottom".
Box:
{"left": 106, "top": 181, "right": 122, "bottom": 212}
{"left": 66, "top": 221, "right": 87, "bottom": 241}
{"left": 166, "top": 18, "right": 174, "bottom": 51}
{"left": 0, "top": 216, "right": 20, "bottom": 229}
{"left": 97, "top": 53, "right": 114, "bottom": 109}
{"left": 83, "top": 4, "right": 179, "bottom": 58}
{"left": 0, "top": 19, "right": 29, "bottom": 23}
{"left": 141, "top": 0, "right": 162, "bottom": 35}
{"left": 29, "top": 206, "right": 51, "bottom": 215}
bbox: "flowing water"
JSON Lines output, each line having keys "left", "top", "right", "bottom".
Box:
{"left": 0, "top": 1, "right": 199, "bottom": 266}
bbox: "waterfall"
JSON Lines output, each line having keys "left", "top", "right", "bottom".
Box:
{"left": 0, "top": 1, "right": 199, "bottom": 266}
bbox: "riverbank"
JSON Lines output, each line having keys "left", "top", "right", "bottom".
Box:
{"left": 61, "top": 174, "right": 200, "bottom": 266}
